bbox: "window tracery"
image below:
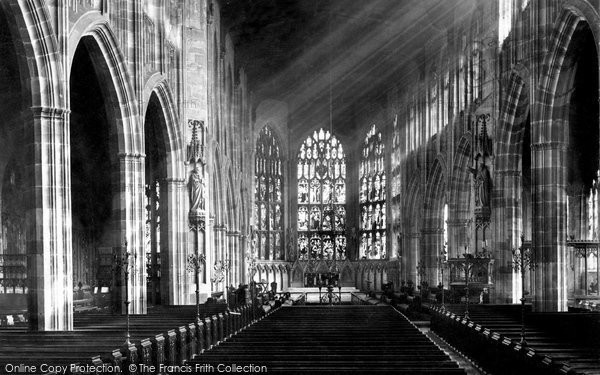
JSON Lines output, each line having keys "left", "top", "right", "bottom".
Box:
{"left": 254, "top": 126, "right": 284, "bottom": 260}
{"left": 359, "top": 125, "right": 386, "bottom": 259}
{"left": 297, "top": 129, "right": 346, "bottom": 260}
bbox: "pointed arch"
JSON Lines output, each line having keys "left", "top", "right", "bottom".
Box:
{"left": 403, "top": 172, "right": 423, "bottom": 283}
{"left": 144, "top": 76, "right": 185, "bottom": 181}
{"left": 404, "top": 172, "right": 423, "bottom": 232}
{"left": 451, "top": 136, "right": 472, "bottom": 216}
{"left": 0, "top": 0, "right": 69, "bottom": 331}
{"left": 493, "top": 68, "right": 531, "bottom": 305}
{"left": 72, "top": 22, "right": 142, "bottom": 156}
{"left": 1, "top": 0, "right": 64, "bottom": 109}
{"left": 210, "top": 145, "right": 225, "bottom": 225}
{"left": 142, "top": 78, "right": 187, "bottom": 306}
{"left": 531, "top": 4, "right": 600, "bottom": 311}
{"left": 422, "top": 157, "right": 447, "bottom": 286}
{"left": 424, "top": 157, "right": 447, "bottom": 222}
{"left": 496, "top": 67, "right": 530, "bottom": 174}
{"left": 69, "top": 23, "right": 147, "bottom": 314}
{"left": 448, "top": 136, "right": 473, "bottom": 258}
{"left": 226, "top": 171, "right": 236, "bottom": 230}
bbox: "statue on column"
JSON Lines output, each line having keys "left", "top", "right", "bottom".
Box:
{"left": 470, "top": 114, "right": 493, "bottom": 211}
{"left": 286, "top": 227, "right": 296, "bottom": 261}
{"left": 249, "top": 225, "right": 257, "bottom": 258}
{"left": 474, "top": 114, "right": 492, "bottom": 160}
{"left": 471, "top": 161, "right": 491, "bottom": 208}
{"left": 188, "top": 168, "right": 205, "bottom": 214}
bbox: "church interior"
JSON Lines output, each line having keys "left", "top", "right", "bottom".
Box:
{"left": 1, "top": 0, "right": 600, "bottom": 374}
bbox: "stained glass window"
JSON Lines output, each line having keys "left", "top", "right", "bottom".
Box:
{"left": 145, "top": 179, "right": 160, "bottom": 255}
{"left": 145, "top": 177, "right": 161, "bottom": 304}
{"left": 443, "top": 203, "right": 449, "bottom": 261}
{"left": 297, "top": 129, "right": 346, "bottom": 260}
{"left": 587, "top": 170, "right": 600, "bottom": 241}
{"left": 359, "top": 125, "right": 386, "bottom": 259}
{"left": 254, "top": 126, "right": 284, "bottom": 260}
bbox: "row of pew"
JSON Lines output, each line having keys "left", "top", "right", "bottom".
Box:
{"left": 430, "top": 304, "right": 600, "bottom": 375}
{"left": 189, "top": 305, "right": 467, "bottom": 374}
{"left": 0, "top": 304, "right": 270, "bottom": 375}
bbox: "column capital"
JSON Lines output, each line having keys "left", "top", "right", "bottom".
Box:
{"left": 447, "top": 219, "right": 471, "bottom": 227}
{"left": 163, "top": 177, "right": 186, "bottom": 184}
{"left": 214, "top": 223, "right": 228, "bottom": 232}
{"left": 421, "top": 227, "right": 442, "bottom": 235}
{"left": 530, "top": 141, "right": 567, "bottom": 151}
{"left": 495, "top": 169, "right": 521, "bottom": 177}
{"left": 117, "top": 152, "right": 146, "bottom": 159}
{"left": 31, "top": 106, "right": 70, "bottom": 119}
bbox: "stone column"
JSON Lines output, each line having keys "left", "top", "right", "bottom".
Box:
{"left": 226, "top": 231, "right": 238, "bottom": 287}
{"left": 219, "top": 225, "right": 227, "bottom": 265}
{"left": 206, "top": 215, "right": 215, "bottom": 286}
{"left": 230, "top": 231, "right": 241, "bottom": 286}
{"left": 213, "top": 224, "right": 227, "bottom": 292}
{"left": 494, "top": 170, "right": 522, "bottom": 305}
{"left": 532, "top": 142, "right": 568, "bottom": 311}
{"left": 164, "top": 177, "right": 188, "bottom": 305}
{"left": 241, "top": 233, "right": 248, "bottom": 283}
{"left": 420, "top": 227, "right": 442, "bottom": 286}
{"left": 211, "top": 223, "right": 219, "bottom": 291}
{"left": 188, "top": 194, "right": 207, "bottom": 306}
{"left": 405, "top": 233, "right": 420, "bottom": 283}
{"left": 28, "top": 107, "right": 73, "bottom": 331}
{"left": 118, "top": 152, "right": 147, "bottom": 315}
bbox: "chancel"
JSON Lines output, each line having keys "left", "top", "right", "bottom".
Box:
{"left": 0, "top": 0, "right": 600, "bottom": 374}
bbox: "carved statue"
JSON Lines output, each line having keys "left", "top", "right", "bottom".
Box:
{"left": 249, "top": 225, "right": 258, "bottom": 257}
{"left": 474, "top": 114, "right": 492, "bottom": 159}
{"left": 188, "top": 168, "right": 205, "bottom": 213}
{"left": 471, "top": 162, "right": 491, "bottom": 208}
{"left": 286, "top": 227, "right": 295, "bottom": 260}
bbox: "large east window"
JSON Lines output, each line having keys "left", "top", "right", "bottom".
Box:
{"left": 254, "top": 126, "right": 284, "bottom": 260}
{"left": 359, "top": 125, "right": 386, "bottom": 259}
{"left": 297, "top": 129, "right": 346, "bottom": 260}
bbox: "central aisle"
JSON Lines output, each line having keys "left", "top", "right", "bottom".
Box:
{"left": 189, "top": 305, "right": 467, "bottom": 374}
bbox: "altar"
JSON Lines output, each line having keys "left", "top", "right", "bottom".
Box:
{"left": 287, "top": 286, "right": 361, "bottom": 303}
{"left": 304, "top": 272, "right": 339, "bottom": 287}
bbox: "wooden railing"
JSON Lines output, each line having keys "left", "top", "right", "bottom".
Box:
{"left": 351, "top": 292, "right": 370, "bottom": 305}
{"left": 295, "top": 293, "right": 307, "bottom": 305}
{"left": 429, "top": 305, "right": 571, "bottom": 375}
{"left": 39, "top": 305, "right": 278, "bottom": 375}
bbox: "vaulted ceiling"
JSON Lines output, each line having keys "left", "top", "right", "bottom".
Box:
{"left": 222, "top": 0, "right": 478, "bottom": 134}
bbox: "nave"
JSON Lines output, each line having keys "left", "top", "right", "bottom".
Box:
{"left": 189, "top": 305, "right": 465, "bottom": 374}
{"left": 2, "top": 0, "right": 600, "bottom": 374}
{"left": 1, "top": 301, "right": 471, "bottom": 375}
